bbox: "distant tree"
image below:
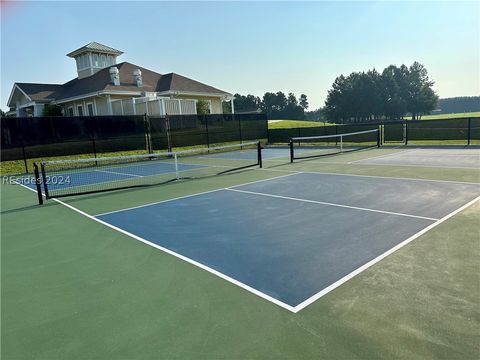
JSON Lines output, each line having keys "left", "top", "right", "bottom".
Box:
{"left": 42, "top": 104, "right": 63, "bottom": 116}
{"left": 284, "top": 93, "right": 304, "bottom": 119}
{"left": 233, "top": 94, "right": 261, "bottom": 112}
{"left": 299, "top": 94, "right": 309, "bottom": 110}
{"left": 305, "top": 107, "right": 324, "bottom": 121}
{"left": 222, "top": 100, "right": 232, "bottom": 114}
{"left": 405, "top": 62, "right": 438, "bottom": 120}
{"left": 380, "top": 65, "right": 407, "bottom": 120}
{"left": 324, "top": 62, "right": 438, "bottom": 122}
{"left": 436, "top": 96, "right": 480, "bottom": 114}
{"left": 196, "top": 100, "right": 210, "bottom": 115}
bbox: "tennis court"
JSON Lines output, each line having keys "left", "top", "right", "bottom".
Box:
{"left": 95, "top": 172, "right": 479, "bottom": 311}
{"left": 352, "top": 147, "right": 480, "bottom": 169}
{"left": 3, "top": 141, "right": 480, "bottom": 359}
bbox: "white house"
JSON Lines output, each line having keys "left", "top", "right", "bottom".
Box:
{"left": 7, "top": 42, "right": 234, "bottom": 117}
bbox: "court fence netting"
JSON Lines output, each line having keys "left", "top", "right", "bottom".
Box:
{"left": 268, "top": 117, "right": 480, "bottom": 146}
{"left": 1, "top": 113, "right": 268, "bottom": 174}
{"left": 289, "top": 129, "right": 380, "bottom": 162}
{"left": 32, "top": 141, "right": 262, "bottom": 204}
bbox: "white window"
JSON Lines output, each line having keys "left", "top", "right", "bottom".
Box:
{"left": 68, "top": 107, "right": 74, "bottom": 116}
{"left": 77, "top": 105, "right": 84, "bottom": 116}
{"left": 93, "top": 54, "right": 99, "bottom": 67}
{"left": 87, "top": 103, "right": 94, "bottom": 116}
{"left": 100, "top": 55, "right": 106, "bottom": 67}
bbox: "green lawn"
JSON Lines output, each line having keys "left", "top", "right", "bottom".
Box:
{"left": 417, "top": 112, "right": 480, "bottom": 120}
{"left": 2, "top": 147, "right": 479, "bottom": 359}
{"left": 268, "top": 120, "right": 334, "bottom": 129}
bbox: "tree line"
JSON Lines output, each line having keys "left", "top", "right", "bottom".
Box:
{"left": 223, "top": 92, "right": 309, "bottom": 119}
{"left": 324, "top": 62, "right": 438, "bottom": 122}
{"left": 226, "top": 61, "right": 441, "bottom": 123}
{"left": 436, "top": 96, "right": 480, "bottom": 114}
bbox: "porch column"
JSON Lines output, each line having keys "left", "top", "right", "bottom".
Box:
{"left": 107, "top": 95, "right": 113, "bottom": 115}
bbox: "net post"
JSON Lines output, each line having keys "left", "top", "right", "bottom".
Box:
{"left": 40, "top": 162, "right": 50, "bottom": 199}
{"left": 33, "top": 163, "right": 43, "bottom": 205}
{"left": 377, "top": 128, "right": 381, "bottom": 148}
{"left": 340, "top": 135, "right": 343, "bottom": 152}
{"left": 289, "top": 139, "right": 294, "bottom": 163}
{"left": 174, "top": 153, "right": 180, "bottom": 180}
{"left": 257, "top": 141, "right": 263, "bottom": 168}
{"left": 467, "top": 117, "right": 471, "bottom": 146}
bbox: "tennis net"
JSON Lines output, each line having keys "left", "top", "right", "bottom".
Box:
{"left": 289, "top": 129, "right": 380, "bottom": 162}
{"left": 35, "top": 141, "right": 262, "bottom": 201}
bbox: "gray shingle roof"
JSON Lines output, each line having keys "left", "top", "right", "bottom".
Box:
{"left": 13, "top": 62, "right": 231, "bottom": 104}
{"left": 66, "top": 42, "right": 124, "bottom": 58}
{"left": 14, "top": 83, "right": 63, "bottom": 101}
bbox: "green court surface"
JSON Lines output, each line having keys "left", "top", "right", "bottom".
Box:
{"left": 2, "top": 146, "right": 479, "bottom": 360}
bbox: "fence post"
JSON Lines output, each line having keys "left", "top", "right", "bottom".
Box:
{"left": 92, "top": 137, "right": 98, "bottom": 166}
{"left": 404, "top": 120, "right": 408, "bottom": 145}
{"left": 237, "top": 114, "right": 243, "bottom": 144}
{"left": 21, "top": 145, "right": 28, "bottom": 173}
{"left": 204, "top": 114, "right": 210, "bottom": 148}
{"left": 467, "top": 117, "right": 471, "bottom": 146}
{"left": 144, "top": 113, "right": 153, "bottom": 154}
{"left": 165, "top": 114, "right": 172, "bottom": 152}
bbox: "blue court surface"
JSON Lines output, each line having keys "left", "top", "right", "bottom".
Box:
{"left": 96, "top": 172, "right": 480, "bottom": 310}
{"left": 25, "top": 161, "right": 206, "bottom": 191}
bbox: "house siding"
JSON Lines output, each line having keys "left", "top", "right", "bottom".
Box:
{"left": 176, "top": 95, "right": 223, "bottom": 114}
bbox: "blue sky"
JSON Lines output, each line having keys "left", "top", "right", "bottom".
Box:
{"left": 1, "top": 1, "right": 479, "bottom": 111}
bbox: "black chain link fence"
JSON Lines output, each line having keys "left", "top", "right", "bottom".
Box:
{"left": 267, "top": 117, "right": 480, "bottom": 146}
{"left": 1, "top": 113, "right": 268, "bottom": 174}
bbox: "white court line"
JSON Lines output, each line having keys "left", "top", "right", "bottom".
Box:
{"left": 14, "top": 181, "right": 480, "bottom": 313}
{"left": 50, "top": 195, "right": 296, "bottom": 313}
{"left": 225, "top": 188, "right": 439, "bottom": 221}
{"left": 94, "top": 169, "right": 143, "bottom": 177}
{"left": 254, "top": 168, "right": 480, "bottom": 185}
{"left": 348, "top": 148, "right": 417, "bottom": 164}
{"left": 94, "top": 172, "right": 300, "bottom": 217}
{"left": 292, "top": 195, "right": 480, "bottom": 312}
{"left": 349, "top": 161, "right": 480, "bottom": 170}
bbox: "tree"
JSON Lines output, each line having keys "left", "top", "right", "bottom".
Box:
{"left": 380, "top": 65, "right": 407, "bottom": 120}
{"left": 299, "top": 94, "right": 309, "bottom": 110}
{"left": 324, "top": 62, "right": 438, "bottom": 123}
{"left": 233, "top": 94, "right": 261, "bottom": 113}
{"left": 262, "top": 92, "right": 287, "bottom": 118}
{"left": 284, "top": 93, "right": 304, "bottom": 119}
{"left": 42, "top": 104, "right": 63, "bottom": 116}
{"left": 222, "top": 100, "right": 232, "bottom": 114}
{"left": 405, "top": 62, "right": 438, "bottom": 120}
{"left": 196, "top": 100, "right": 210, "bottom": 115}
{"left": 0, "top": 109, "right": 5, "bottom": 117}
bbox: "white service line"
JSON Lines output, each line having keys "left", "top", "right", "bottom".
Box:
{"left": 94, "top": 169, "right": 143, "bottom": 177}
{"left": 225, "top": 188, "right": 439, "bottom": 221}
{"left": 292, "top": 195, "right": 480, "bottom": 312}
